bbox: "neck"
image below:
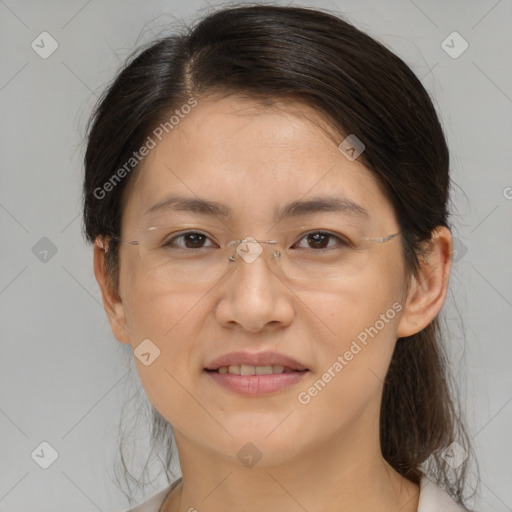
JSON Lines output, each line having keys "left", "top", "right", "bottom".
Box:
{"left": 162, "top": 408, "right": 420, "bottom": 512}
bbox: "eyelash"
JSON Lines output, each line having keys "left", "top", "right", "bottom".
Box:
{"left": 162, "top": 230, "right": 351, "bottom": 251}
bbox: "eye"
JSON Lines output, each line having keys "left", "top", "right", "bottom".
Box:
{"left": 293, "top": 231, "right": 351, "bottom": 251}
{"left": 162, "top": 231, "right": 217, "bottom": 250}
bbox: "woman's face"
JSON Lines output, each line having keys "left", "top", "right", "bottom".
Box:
{"left": 109, "top": 94, "right": 409, "bottom": 466}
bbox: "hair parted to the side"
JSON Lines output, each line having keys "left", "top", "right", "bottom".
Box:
{"left": 82, "top": 3, "right": 477, "bottom": 507}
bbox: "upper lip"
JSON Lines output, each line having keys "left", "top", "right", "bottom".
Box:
{"left": 205, "top": 351, "right": 309, "bottom": 371}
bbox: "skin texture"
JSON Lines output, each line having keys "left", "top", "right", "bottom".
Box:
{"left": 94, "top": 94, "right": 453, "bottom": 512}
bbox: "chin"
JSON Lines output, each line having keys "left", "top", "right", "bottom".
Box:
{"left": 199, "top": 418, "right": 308, "bottom": 465}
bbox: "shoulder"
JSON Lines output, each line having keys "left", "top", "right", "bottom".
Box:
{"left": 418, "top": 475, "right": 465, "bottom": 512}
{"left": 124, "top": 478, "right": 182, "bottom": 512}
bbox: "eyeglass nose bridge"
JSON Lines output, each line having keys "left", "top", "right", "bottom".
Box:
{"left": 227, "top": 237, "right": 281, "bottom": 264}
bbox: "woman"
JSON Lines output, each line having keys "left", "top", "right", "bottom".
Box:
{"left": 83, "top": 4, "right": 476, "bottom": 511}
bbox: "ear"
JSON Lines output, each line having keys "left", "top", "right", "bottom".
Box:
{"left": 397, "top": 226, "right": 453, "bottom": 338}
{"left": 93, "top": 237, "right": 132, "bottom": 344}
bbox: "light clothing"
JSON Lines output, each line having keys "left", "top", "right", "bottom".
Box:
{"left": 126, "top": 474, "right": 464, "bottom": 512}
{"left": 126, "top": 478, "right": 180, "bottom": 512}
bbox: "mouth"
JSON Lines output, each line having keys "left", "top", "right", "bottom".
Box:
{"left": 204, "top": 350, "right": 309, "bottom": 373}
{"left": 204, "top": 367, "right": 309, "bottom": 395}
{"left": 203, "top": 352, "right": 310, "bottom": 395}
{"left": 205, "top": 365, "right": 308, "bottom": 375}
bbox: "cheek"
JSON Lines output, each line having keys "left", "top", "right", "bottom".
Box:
{"left": 294, "top": 293, "right": 401, "bottom": 439}
{"left": 305, "top": 259, "right": 405, "bottom": 393}
{"left": 120, "top": 248, "right": 205, "bottom": 340}
{"left": 126, "top": 286, "right": 205, "bottom": 362}
{"left": 121, "top": 273, "right": 209, "bottom": 418}
{"left": 311, "top": 278, "right": 401, "bottom": 349}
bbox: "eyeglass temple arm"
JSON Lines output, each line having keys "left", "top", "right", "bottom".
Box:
{"left": 366, "top": 231, "right": 401, "bottom": 243}
{"left": 104, "top": 234, "right": 139, "bottom": 247}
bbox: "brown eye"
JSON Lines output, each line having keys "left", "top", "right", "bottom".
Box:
{"left": 164, "top": 231, "right": 215, "bottom": 250}
{"left": 294, "top": 231, "right": 349, "bottom": 251}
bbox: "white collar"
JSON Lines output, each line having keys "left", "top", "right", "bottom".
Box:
{"left": 418, "top": 475, "right": 463, "bottom": 511}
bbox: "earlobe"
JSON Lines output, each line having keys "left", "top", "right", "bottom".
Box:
{"left": 397, "top": 226, "right": 453, "bottom": 338}
{"left": 93, "top": 237, "right": 132, "bottom": 345}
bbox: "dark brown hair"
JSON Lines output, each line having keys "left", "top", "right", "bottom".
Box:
{"left": 82, "top": 3, "right": 477, "bottom": 507}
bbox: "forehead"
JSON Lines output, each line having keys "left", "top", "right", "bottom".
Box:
{"left": 121, "top": 94, "right": 396, "bottom": 231}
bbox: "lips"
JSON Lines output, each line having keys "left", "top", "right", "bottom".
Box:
{"left": 204, "top": 351, "right": 309, "bottom": 372}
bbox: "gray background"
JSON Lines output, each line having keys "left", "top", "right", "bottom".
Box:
{"left": 0, "top": 0, "right": 511, "bottom": 510}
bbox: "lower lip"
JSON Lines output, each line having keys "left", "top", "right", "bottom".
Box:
{"left": 205, "top": 370, "right": 309, "bottom": 395}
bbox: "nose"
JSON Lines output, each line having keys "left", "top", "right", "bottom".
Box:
{"left": 214, "top": 241, "right": 295, "bottom": 332}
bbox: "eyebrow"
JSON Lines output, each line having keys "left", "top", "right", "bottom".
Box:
{"left": 144, "top": 194, "right": 369, "bottom": 221}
